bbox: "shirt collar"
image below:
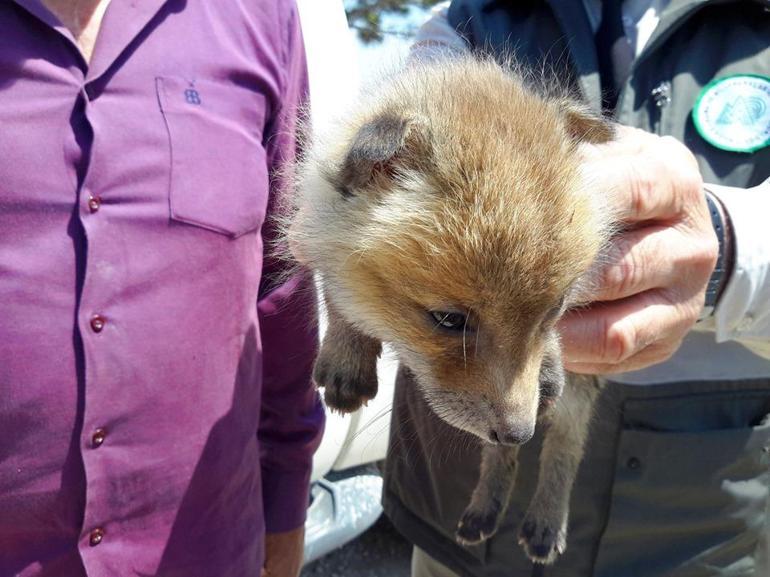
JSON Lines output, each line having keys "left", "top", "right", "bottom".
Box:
{"left": 86, "top": 0, "right": 170, "bottom": 82}
{"left": 11, "top": 0, "right": 170, "bottom": 82}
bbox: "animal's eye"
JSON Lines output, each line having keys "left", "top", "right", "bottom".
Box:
{"left": 430, "top": 311, "right": 468, "bottom": 331}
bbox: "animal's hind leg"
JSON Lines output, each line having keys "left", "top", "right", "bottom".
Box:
{"left": 518, "top": 375, "right": 603, "bottom": 564}
{"left": 456, "top": 443, "right": 519, "bottom": 546}
{"left": 313, "top": 297, "right": 382, "bottom": 413}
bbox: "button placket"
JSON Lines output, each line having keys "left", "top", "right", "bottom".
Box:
{"left": 77, "top": 69, "right": 119, "bottom": 577}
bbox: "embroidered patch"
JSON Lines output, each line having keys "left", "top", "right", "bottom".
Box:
{"left": 692, "top": 75, "right": 770, "bottom": 153}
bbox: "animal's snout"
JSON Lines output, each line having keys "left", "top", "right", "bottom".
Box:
{"left": 488, "top": 422, "right": 534, "bottom": 446}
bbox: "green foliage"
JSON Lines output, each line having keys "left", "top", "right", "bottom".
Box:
{"left": 345, "top": 0, "right": 444, "bottom": 44}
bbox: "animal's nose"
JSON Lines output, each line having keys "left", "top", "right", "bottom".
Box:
{"left": 488, "top": 424, "right": 534, "bottom": 446}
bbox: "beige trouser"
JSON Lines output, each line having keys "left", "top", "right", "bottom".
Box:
{"left": 412, "top": 547, "right": 463, "bottom": 577}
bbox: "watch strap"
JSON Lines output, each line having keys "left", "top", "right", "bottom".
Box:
{"left": 699, "top": 190, "right": 727, "bottom": 320}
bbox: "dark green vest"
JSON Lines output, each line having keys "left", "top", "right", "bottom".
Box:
{"left": 448, "top": 0, "right": 770, "bottom": 187}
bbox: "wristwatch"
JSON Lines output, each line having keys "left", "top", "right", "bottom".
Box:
{"left": 698, "top": 190, "right": 731, "bottom": 321}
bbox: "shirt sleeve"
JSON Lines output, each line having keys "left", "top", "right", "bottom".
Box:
{"left": 257, "top": 1, "right": 325, "bottom": 534}
{"left": 409, "top": 1, "right": 469, "bottom": 61}
{"left": 706, "top": 178, "right": 770, "bottom": 358}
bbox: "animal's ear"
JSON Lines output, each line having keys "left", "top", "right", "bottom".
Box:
{"left": 560, "top": 101, "right": 615, "bottom": 144}
{"left": 336, "top": 112, "right": 429, "bottom": 196}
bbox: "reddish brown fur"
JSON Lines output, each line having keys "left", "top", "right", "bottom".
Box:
{"left": 288, "top": 56, "right": 615, "bottom": 562}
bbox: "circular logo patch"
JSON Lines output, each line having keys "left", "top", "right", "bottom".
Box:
{"left": 693, "top": 74, "right": 770, "bottom": 153}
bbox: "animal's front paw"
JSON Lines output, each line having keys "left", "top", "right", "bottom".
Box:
{"left": 518, "top": 513, "right": 567, "bottom": 565}
{"left": 455, "top": 499, "right": 503, "bottom": 546}
{"left": 313, "top": 341, "right": 378, "bottom": 413}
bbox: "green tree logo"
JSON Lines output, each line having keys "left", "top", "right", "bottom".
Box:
{"left": 716, "top": 96, "right": 766, "bottom": 127}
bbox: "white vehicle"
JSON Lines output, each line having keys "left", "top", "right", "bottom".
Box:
{"left": 296, "top": 0, "right": 404, "bottom": 563}
{"left": 303, "top": 343, "right": 399, "bottom": 563}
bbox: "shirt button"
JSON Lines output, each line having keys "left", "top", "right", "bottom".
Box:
{"left": 92, "top": 428, "right": 107, "bottom": 448}
{"left": 626, "top": 457, "right": 641, "bottom": 470}
{"left": 90, "top": 314, "right": 106, "bottom": 333}
{"left": 88, "top": 195, "right": 101, "bottom": 213}
{"left": 89, "top": 528, "right": 104, "bottom": 546}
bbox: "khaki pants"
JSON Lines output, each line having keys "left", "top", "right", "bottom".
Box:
{"left": 412, "top": 547, "right": 463, "bottom": 577}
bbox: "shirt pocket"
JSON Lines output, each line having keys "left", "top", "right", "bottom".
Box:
{"left": 156, "top": 76, "right": 269, "bottom": 237}
{"left": 594, "top": 392, "right": 770, "bottom": 577}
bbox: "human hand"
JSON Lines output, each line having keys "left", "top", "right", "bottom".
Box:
{"left": 559, "top": 126, "right": 719, "bottom": 374}
{"left": 261, "top": 526, "right": 305, "bottom": 577}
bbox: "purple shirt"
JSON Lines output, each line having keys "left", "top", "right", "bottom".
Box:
{"left": 0, "top": 1, "right": 323, "bottom": 576}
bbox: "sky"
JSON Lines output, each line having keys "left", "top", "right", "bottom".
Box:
{"left": 353, "top": 5, "right": 433, "bottom": 80}
{"left": 299, "top": 1, "right": 433, "bottom": 131}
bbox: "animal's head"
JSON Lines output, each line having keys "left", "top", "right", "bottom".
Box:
{"left": 290, "top": 58, "right": 615, "bottom": 445}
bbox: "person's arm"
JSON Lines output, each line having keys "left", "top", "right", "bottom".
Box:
{"left": 558, "top": 126, "right": 720, "bottom": 374}
{"left": 706, "top": 179, "right": 770, "bottom": 357}
{"left": 257, "top": 3, "right": 324, "bottom": 575}
{"left": 409, "top": 1, "right": 468, "bottom": 60}
{"left": 558, "top": 127, "right": 770, "bottom": 373}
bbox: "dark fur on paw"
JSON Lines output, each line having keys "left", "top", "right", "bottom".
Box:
{"left": 313, "top": 358, "right": 377, "bottom": 413}
{"left": 518, "top": 515, "right": 567, "bottom": 565}
{"left": 455, "top": 499, "right": 503, "bottom": 546}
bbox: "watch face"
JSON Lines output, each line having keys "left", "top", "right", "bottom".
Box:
{"left": 692, "top": 74, "right": 770, "bottom": 153}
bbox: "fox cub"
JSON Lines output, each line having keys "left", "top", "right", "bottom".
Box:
{"left": 288, "top": 56, "right": 616, "bottom": 564}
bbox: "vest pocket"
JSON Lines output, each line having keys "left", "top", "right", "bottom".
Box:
{"left": 594, "top": 393, "right": 770, "bottom": 577}
{"left": 156, "top": 76, "right": 269, "bottom": 238}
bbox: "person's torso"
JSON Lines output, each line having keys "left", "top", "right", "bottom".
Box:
{"left": 0, "top": 1, "right": 290, "bottom": 575}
